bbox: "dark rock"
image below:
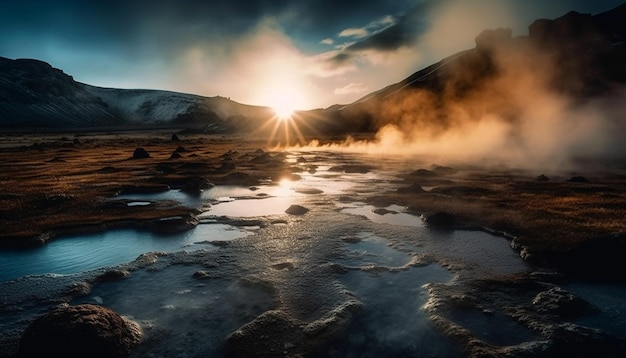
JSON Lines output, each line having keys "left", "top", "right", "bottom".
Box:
{"left": 171, "top": 133, "right": 180, "bottom": 141}
{"left": 535, "top": 174, "right": 550, "bottom": 181}
{"left": 73, "top": 138, "right": 81, "bottom": 145}
{"left": 174, "top": 146, "right": 186, "bottom": 152}
{"left": 431, "top": 165, "right": 457, "bottom": 175}
{"left": 132, "top": 147, "right": 150, "bottom": 159}
{"left": 18, "top": 304, "right": 142, "bottom": 358}
{"left": 250, "top": 152, "right": 274, "bottom": 164}
{"left": 372, "top": 208, "right": 396, "bottom": 215}
{"left": 398, "top": 183, "right": 426, "bottom": 194}
{"left": 328, "top": 164, "right": 374, "bottom": 174}
{"left": 169, "top": 151, "right": 183, "bottom": 159}
{"left": 179, "top": 177, "right": 214, "bottom": 195}
{"left": 192, "top": 270, "right": 211, "bottom": 279}
{"left": 475, "top": 27, "right": 512, "bottom": 53}
{"left": 285, "top": 205, "right": 309, "bottom": 215}
{"left": 147, "top": 215, "right": 199, "bottom": 235}
{"left": 425, "top": 212, "right": 456, "bottom": 231}
{"left": 532, "top": 286, "right": 590, "bottom": 316}
{"left": 95, "top": 269, "right": 130, "bottom": 283}
{"left": 569, "top": 176, "right": 589, "bottom": 183}
{"left": 97, "top": 166, "right": 116, "bottom": 174}
{"left": 294, "top": 188, "right": 323, "bottom": 195}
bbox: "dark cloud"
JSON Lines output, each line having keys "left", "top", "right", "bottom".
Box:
{"left": 326, "top": 2, "right": 434, "bottom": 66}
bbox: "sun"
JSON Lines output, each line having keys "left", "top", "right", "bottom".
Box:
{"left": 270, "top": 94, "right": 296, "bottom": 120}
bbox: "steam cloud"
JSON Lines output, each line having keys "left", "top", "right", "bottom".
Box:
{"left": 296, "top": 13, "right": 626, "bottom": 171}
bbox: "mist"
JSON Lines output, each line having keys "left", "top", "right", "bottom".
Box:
{"left": 294, "top": 12, "right": 626, "bottom": 172}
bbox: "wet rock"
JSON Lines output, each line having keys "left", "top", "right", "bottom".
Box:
{"left": 192, "top": 270, "right": 211, "bottom": 279}
{"left": 424, "top": 212, "right": 456, "bottom": 231}
{"left": 250, "top": 152, "right": 274, "bottom": 164}
{"left": 535, "top": 174, "right": 550, "bottom": 181}
{"left": 372, "top": 208, "right": 396, "bottom": 215}
{"left": 294, "top": 188, "right": 324, "bottom": 195}
{"left": 328, "top": 164, "right": 374, "bottom": 174}
{"left": 95, "top": 269, "right": 130, "bottom": 283}
{"left": 132, "top": 147, "right": 150, "bottom": 159}
{"left": 174, "top": 146, "right": 186, "bottom": 153}
{"left": 18, "top": 304, "right": 142, "bottom": 358}
{"left": 532, "top": 286, "right": 590, "bottom": 316}
{"left": 569, "top": 176, "right": 588, "bottom": 183}
{"left": 217, "top": 172, "right": 259, "bottom": 186}
{"left": 171, "top": 133, "right": 180, "bottom": 141}
{"left": 271, "top": 262, "right": 295, "bottom": 270}
{"left": 285, "top": 205, "right": 309, "bottom": 215}
{"left": 397, "top": 183, "right": 426, "bottom": 194}
{"left": 147, "top": 215, "right": 199, "bottom": 235}
{"left": 179, "top": 176, "right": 214, "bottom": 195}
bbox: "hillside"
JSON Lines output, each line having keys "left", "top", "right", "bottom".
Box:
{"left": 0, "top": 57, "right": 273, "bottom": 130}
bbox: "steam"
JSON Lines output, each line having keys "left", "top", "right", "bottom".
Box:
{"left": 295, "top": 22, "right": 626, "bottom": 171}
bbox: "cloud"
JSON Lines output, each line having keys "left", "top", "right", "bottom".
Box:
{"left": 334, "top": 82, "right": 370, "bottom": 95}
{"left": 338, "top": 28, "right": 369, "bottom": 38}
{"left": 320, "top": 38, "right": 334, "bottom": 45}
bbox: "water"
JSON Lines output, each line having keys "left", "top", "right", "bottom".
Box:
{"left": 0, "top": 224, "right": 252, "bottom": 283}
{"left": 73, "top": 265, "right": 275, "bottom": 357}
{"left": 340, "top": 203, "right": 424, "bottom": 227}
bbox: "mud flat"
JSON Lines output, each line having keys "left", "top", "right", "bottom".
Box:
{"left": 1, "top": 132, "right": 625, "bottom": 357}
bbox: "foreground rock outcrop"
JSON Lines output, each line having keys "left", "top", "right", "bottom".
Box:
{"left": 18, "top": 304, "right": 142, "bottom": 358}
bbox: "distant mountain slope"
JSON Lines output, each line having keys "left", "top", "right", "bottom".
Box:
{"left": 314, "top": 3, "right": 626, "bottom": 135}
{"left": 0, "top": 57, "right": 273, "bottom": 130}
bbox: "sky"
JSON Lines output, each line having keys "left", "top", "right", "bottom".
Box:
{"left": 1, "top": 0, "right": 624, "bottom": 110}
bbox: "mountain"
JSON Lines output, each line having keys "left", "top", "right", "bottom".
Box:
{"left": 0, "top": 57, "right": 273, "bottom": 130}
{"left": 312, "top": 3, "right": 626, "bottom": 135}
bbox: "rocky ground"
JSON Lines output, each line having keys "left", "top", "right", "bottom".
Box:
{"left": 0, "top": 131, "right": 625, "bottom": 357}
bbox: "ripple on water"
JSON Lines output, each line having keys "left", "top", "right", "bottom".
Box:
{"left": 320, "top": 265, "right": 460, "bottom": 357}
{"left": 0, "top": 224, "right": 252, "bottom": 283}
{"left": 338, "top": 232, "right": 412, "bottom": 267}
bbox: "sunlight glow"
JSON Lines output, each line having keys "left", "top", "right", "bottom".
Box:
{"left": 270, "top": 94, "right": 297, "bottom": 120}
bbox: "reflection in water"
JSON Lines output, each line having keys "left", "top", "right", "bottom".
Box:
{"left": 322, "top": 265, "right": 460, "bottom": 357}
{"left": 0, "top": 224, "right": 251, "bottom": 283}
{"left": 341, "top": 203, "right": 423, "bottom": 227}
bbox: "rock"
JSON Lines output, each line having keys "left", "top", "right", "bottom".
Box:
{"left": 397, "top": 183, "right": 426, "bottom": 194}
{"left": 18, "top": 304, "right": 142, "bottom": 358}
{"left": 179, "top": 176, "right": 214, "bottom": 195}
{"left": 171, "top": 133, "right": 180, "bottom": 141}
{"left": 535, "top": 174, "right": 550, "bottom": 181}
{"left": 147, "top": 215, "right": 199, "bottom": 235}
{"left": 95, "top": 269, "right": 130, "bottom": 283}
{"left": 174, "top": 146, "right": 186, "bottom": 152}
{"left": 192, "top": 270, "right": 211, "bottom": 279}
{"left": 285, "top": 205, "right": 309, "bottom": 215}
{"left": 569, "top": 176, "right": 588, "bottom": 183}
{"left": 424, "top": 212, "right": 456, "bottom": 231}
{"left": 532, "top": 286, "right": 590, "bottom": 316}
{"left": 372, "top": 208, "right": 396, "bottom": 215}
{"left": 328, "top": 164, "right": 374, "bottom": 174}
{"left": 169, "top": 151, "right": 183, "bottom": 159}
{"left": 132, "top": 147, "right": 150, "bottom": 159}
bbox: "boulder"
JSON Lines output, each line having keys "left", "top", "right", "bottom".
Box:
{"left": 217, "top": 172, "right": 259, "bottom": 186}
{"left": 532, "top": 286, "right": 590, "bottom": 316}
{"left": 147, "top": 215, "right": 199, "bottom": 235}
{"left": 397, "top": 183, "right": 426, "bottom": 194}
{"left": 18, "top": 304, "right": 141, "bottom": 358}
{"left": 169, "top": 151, "right": 183, "bottom": 159}
{"left": 171, "top": 133, "right": 180, "bottom": 141}
{"left": 132, "top": 147, "right": 150, "bottom": 159}
{"left": 179, "top": 176, "right": 214, "bottom": 195}
{"left": 285, "top": 205, "right": 309, "bottom": 215}
{"left": 424, "top": 212, "right": 456, "bottom": 231}
{"left": 535, "top": 174, "right": 550, "bottom": 181}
